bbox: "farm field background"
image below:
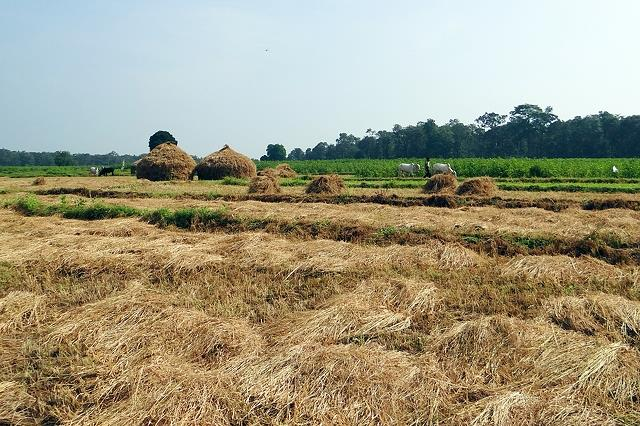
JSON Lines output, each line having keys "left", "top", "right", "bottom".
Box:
{"left": 1, "top": 172, "right": 640, "bottom": 424}
{"left": 2, "top": 157, "right": 639, "bottom": 178}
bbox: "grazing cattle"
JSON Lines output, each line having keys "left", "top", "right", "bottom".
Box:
{"left": 397, "top": 163, "right": 421, "bottom": 177}
{"left": 98, "top": 167, "right": 115, "bottom": 176}
{"left": 425, "top": 159, "right": 457, "bottom": 177}
{"left": 89, "top": 167, "right": 99, "bottom": 176}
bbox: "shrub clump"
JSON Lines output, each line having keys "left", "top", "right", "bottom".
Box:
{"left": 423, "top": 174, "right": 457, "bottom": 194}
{"left": 305, "top": 175, "right": 345, "bottom": 195}
{"left": 195, "top": 145, "right": 257, "bottom": 180}
{"left": 248, "top": 175, "right": 281, "bottom": 195}
{"left": 136, "top": 143, "right": 196, "bottom": 181}
{"left": 456, "top": 177, "right": 497, "bottom": 197}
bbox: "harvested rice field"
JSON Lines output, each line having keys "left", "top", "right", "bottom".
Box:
{"left": 1, "top": 176, "right": 640, "bottom": 425}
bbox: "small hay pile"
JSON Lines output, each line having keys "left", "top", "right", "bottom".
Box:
{"left": 456, "top": 177, "right": 497, "bottom": 197}
{"left": 423, "top": 174, "right": 457, "bottom": 194}
{"left": 305, "top": 174, "right": 345, "bottom": 195}
{"left": 275, "top": 163, "right": 297, "bottom": 178}
{"left": 195, "top": 145, "right": 257, "bottom": 180}
{"left": 257, "top": 168, "right": 278, "bottom": 177}
{"left": 135, "top": 143, "right": 196, "bottom": 181}
{"left": 248, "top": 175, "right": 281, "bottom": 195}
{"left": 544, "top": 294, "right": 640, "bottom": 344}
{"left": 31, "top": 177, "right": 46, "bottom": 186}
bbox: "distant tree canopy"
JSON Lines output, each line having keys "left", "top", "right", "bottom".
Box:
{"left": 149, "top": 130, "right": 178, "bottom": 151}
{"left": 0, "top": 149, "right": 143, "bottom": 166}
{"left": 260, "top": 143, "right": 287, "bottom": 161}
{"left": 53, "top": 151, "right": 75, "bottom": 166}
{"left": 278, "top": 104, "right": 640, "bottom": 160}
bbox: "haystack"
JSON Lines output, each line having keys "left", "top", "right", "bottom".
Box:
{"left": 248, "top": 175, "right": 281, "bottom": 195}
{"left": 195, "top": 145, "right": 256, "bottom": 180}
{"left": 275, "top": 163, "right": 297, "bottom": 178}
{"left": 456, "top": 177, "right": 497, "bottom": 196}
{"left": 423, "top": 174, "right": 457, "bottom": 194}
{"left": 135, "top": 143, "right": 196, "bottom": 181}
{"left": 257, "top": 168, "right": 278, "bottom": 178}
{"left": 31, "top": 177, "right": 46, "bottom": 186}
{"left": 305, "top": 174, "right": 345, "bottom": 195}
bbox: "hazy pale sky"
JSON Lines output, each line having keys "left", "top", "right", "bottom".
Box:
{"left": 2, "top": 1, "right": 639, "bottom": 157}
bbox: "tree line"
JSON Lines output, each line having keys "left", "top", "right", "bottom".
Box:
{"left": 0, "top": 149, "right": 143, "bottom": 167}
{"left": 260, "top": 104, "right": 640, "bottom": 161}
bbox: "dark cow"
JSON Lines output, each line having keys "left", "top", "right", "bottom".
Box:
{"left": 98, "top": 167, "right": 115, "bottom": 176}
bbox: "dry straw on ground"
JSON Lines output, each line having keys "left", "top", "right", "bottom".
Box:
{"left": 305, "top": 174, "right": 345, "bottom": 194}
{"left": 31, "top": 177, "right": 46, "bottom": 186}
{"left": 275, "top": 163, "right": 297, "bottom": 178}
{"left": 135, "top": 143, "right": 196, "bottom": 181}
{"left": 456, "top": 177, "right": 497, "bottom": 196}
{"left": 195, "top": 145, "right": 257, "bottom": 180}
{"left": 248, "top": 175, "right": 281, "bottom": 195}
{"left": 423, "top": 173, "right": 457, "bottom": 193}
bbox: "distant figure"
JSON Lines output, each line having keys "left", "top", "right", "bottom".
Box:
{"left": 424, "top": 158, "right": 431, "bottom": 178}
{"left": 121, "top": 160, "right": 126, "bottom": 171}
{"left": 612, "top": 165, "right": 619, "bottom": 174}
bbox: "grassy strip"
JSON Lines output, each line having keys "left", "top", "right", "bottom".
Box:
{"left": 5, "top": 195, "right": 639, "bottom": 265}
{"left": 499, "top": 183, "right": 640, "bottom": 194}
{"left": 33, "top": 186, "right": 640, "bottom": 212}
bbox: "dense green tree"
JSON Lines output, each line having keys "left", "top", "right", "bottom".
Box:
{"left": 53, "top": 151, "right": 75, "bottom": 166}
{"left": 149, "top": 130, "right": 177, "bottom": 151}
{"left": 264, "top": 143, "right": 287, "bottom": 161}
{"left": 287, "top": 148, "right": 306, "bottom": 160}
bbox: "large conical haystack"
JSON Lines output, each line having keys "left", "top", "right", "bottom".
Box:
{"left": 195, "top": 145, "right": 256, "bottom": 180}
{"left": 423, "top": 174, "right": 457, "bottom": 194}
{"left": 275, "top": 163, "right": 297, "bottom": 178}
{"left": 248, "top": 175, "right": 281, "bottom": 195}
{"left": 135, "top": 144, "right": 196, "bottom": 181}
{"left": 456, "top": 177, "right": 497, "bottom": 197}
{"left": 305, "top": 174, "right": 345, "bottom": 195}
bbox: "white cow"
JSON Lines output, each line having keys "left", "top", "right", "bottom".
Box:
{"left": 612, "top": 165, "right": 619, "bottom": 174}
{"left": 89, "top": 167, "right": 99, "bottom": 176}
{"left": 398, "top": 163, "right": 421, "bottom": 177}
{"left": 427, "top": 160, "right": 457, "bottom": 177}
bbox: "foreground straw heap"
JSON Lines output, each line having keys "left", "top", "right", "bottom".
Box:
{"left": 0, "top": 178, "right": 639, "bottom": 425}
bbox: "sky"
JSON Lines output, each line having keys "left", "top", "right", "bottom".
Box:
{"left": 1, "top": 1, "right": 639, "bottom": 158}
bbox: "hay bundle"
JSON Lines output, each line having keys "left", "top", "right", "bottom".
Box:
{"left": 305, "top": 174, "right": 345, "bottom": 195}
{"left": 48, "top": 283, "right": 262, "bottom": 369}
{"left": 423, "top": 174, "right": 457, "bottom": 194}
{"left": 275, "top": 163, "right": 297, "bottom": 178}
{"left": 257, "top": 168, "right": 278, "bottom": 177}
{"left": 270, "top": 295, "right": 411, "bottom": 345}
{"left": 0, "top": 291, "right": 46, "bottom": 332}
{"left": 195, "top": 145, "right": 257, "bottom": 180}
{"left": 31, "top": 177, "right": 46, "bottom": 186}
{"left": 456, "top": 177, "right": 497, "bottom": 196}
{"left": 248, "top": 175, "right": 281, "bottom": 195}
{"left": 225, "top": 343, "right": 447, "bottom": 424}
{"left": 544, "top": 294, "right": 640, "bottom": 344}
{"left": 0, "top": 381, "right": 37, "bottom": 426}
{"left": 135, "top": 143, "right": 196, "bottom": 181}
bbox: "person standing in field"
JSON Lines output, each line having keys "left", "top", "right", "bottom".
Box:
{"left": 424, "top": 158, "right": 431, "bottom": 178}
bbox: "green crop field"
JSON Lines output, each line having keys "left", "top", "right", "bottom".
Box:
{"left": 256, "top": 158, "right": 640, "bottom": 178}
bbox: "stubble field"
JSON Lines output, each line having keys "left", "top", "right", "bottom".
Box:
{"left": 1, "top": 175, "right": 640, "bottom": 425}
